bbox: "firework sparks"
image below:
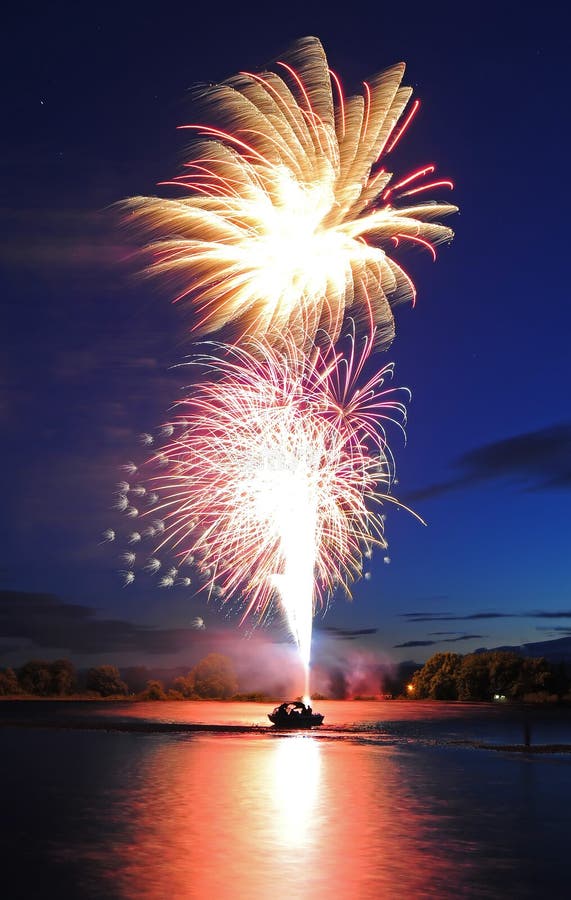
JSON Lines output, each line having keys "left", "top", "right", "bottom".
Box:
{"left": 106, "top": 37, "right": 458, "bottom": 694}
{"left": 131, "top": 333, "right": 419, "bottom": 681}
{"left": 123, "top": 36, "right": 456, "bottom": 349}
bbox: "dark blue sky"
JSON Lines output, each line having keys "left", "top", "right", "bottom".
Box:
{"left": 2, "top": 1, "right": 570, "bottom": 671}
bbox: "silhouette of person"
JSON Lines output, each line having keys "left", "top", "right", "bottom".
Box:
{"left": 524, "top": 720, "right": 531, "bottom": 749}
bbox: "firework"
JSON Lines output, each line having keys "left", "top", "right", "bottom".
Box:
{"left": 123, "top": 36, "right": 456, "bottom": 349}
{"left": 130, "top": 333, "right": 418, "bottom": 682}
{"left": 106, "top": 37, "right": 458, "bottom": 693}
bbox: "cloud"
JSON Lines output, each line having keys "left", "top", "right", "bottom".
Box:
{"left": 394, "top": 634, "right": 485, "bottom": 649}
{"left": 0, "top": 208, "right": 132, "bottom": 271}
{"left": 408, "top": 423, "right": 571, "bottom": 501}
{"left": 537, "top": 626, "right": 571, "bottom": 635}
{"left": 394, "top": 640, "right": 435, "bottom": 648}
{"left": 428, "top": 631, "right": 467, "bottom": 635}
{"left": 443, "top": 634, "right": 485, "bottom": 643}
{"left": 0, "top": 589, "right": 204, "bottom": 656}
{"left": 531, "top": 610, "right": 571, "bottom": 619}
{"left": 316, "top": 625, "right": 378, "bottom": 641}
{"left": 401, "top": 611, "right": 449, "bottom": 619}
{"left": 401, "top": 611, "right": 513, "bottom": 622}
{"left": 402, "top": 609, "right": 571, "bottom": 623}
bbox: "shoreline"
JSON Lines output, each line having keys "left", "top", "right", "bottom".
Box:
{"left": 1, "top": 695, "right": 570, "bottom": 707}
{"left": 2, "top": 716, "right": 571, "bottom": 753}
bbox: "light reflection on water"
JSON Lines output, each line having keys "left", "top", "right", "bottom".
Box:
{"left": 1, "top": 705, "right": 570, "bottom": 898}
{"left": 117, "top": 736, "right": 329, "bottom": 898}
{"left": 271, "top": 737, "right": 320, "bottom": 848}
{"left": 98, "top": 733, "right": 567, "bottom": 899}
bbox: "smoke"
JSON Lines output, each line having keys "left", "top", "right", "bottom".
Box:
{"left": 181, "top": 629, "right": 400, "bottom": 699}
{"left": 311, "top": 646, "right": 397, "bottom": 699}
{"left": 327, "top": 668, "right": 349, "bottom": 699}
{"left": 219, "top": 633, "right": 308, "bottom": 698}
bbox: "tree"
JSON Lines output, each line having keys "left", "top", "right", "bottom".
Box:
{"left": 411, "top": 653, "right": 462, "bottom": 700}
{"left": 140, "top": 680, "right": 167, "bottom": 700}
{"left": 50, "top": 659, "right": 76, "bottom": 695}
{"left": 487, "top": 652, "right": 524, "bottom": 699}
{"left": 550, "top": 662, "right": 570, "bottom": 699}
{"left": 191, "top": 653, "right": 238, "bottom": 699}
{"left": 16, "top": 659, "right": 77, "bottom": 696}
{"left": 514, "top": 657, "right": 552, "bottom": 699}
{"left": 18, "top": 660, "right": 53, "bottom": 696}
{"left": 457, "top": 654, "right": 491, "bottom": 701}
{"left": 85, "top": 665, "right": 128, "bottom": 697}
{"left": 172, "top": 672, "right": 196, "bottom": 698}
{"left": 167, "top": 689, "right": 185, "bottom": 700}
{"left": 411, "top": 650, "right": 559, "bottom": 702}
{"left": 0, "top": 668, "right": 19, "bottom": 696}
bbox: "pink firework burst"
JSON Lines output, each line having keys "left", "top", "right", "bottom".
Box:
{"left": 139, "top": 332, "right": 420, "bottom": 671}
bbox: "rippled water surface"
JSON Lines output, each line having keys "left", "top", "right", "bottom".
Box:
{"left": 1, "top": 701, "right": 570, "bottom": 898}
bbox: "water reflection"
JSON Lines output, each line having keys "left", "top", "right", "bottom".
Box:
{"left": 2, "top": 724, "right": 569, "bottom": 899}
{"left": 271, "top": 737, "right": 320, "bottom": 848}
{"left": 114, "top": 736, "right": 492, "bottom": 899}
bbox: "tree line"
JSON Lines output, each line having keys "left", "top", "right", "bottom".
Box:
{"left": 409, "top": 651, "right": 570, "bottom": 702}
{"left": 2, "top": 649, "right": 569, "bottom": 702}
{"left": 0, "top": 653, "right": 239, "bottom": 700}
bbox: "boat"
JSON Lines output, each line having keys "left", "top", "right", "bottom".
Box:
{"left": 268, "top": 701, "right": 324, "bottom": 728}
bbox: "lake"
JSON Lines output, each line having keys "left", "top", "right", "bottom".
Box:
{"left": 1, "top": 701, "right": 570, "bottom": 898}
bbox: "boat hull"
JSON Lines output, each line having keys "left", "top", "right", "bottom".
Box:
{"left": 268, "top": 713, "right": 324, "bottom": 728}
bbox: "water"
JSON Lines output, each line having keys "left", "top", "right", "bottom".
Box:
{"left": 1, "top": 701, "right": 570, "bottom": 898}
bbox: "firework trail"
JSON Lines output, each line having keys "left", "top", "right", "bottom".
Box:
{"left": 109, "top": 38, "right": 458, "bottom": 690}
{"left": 123, "top": 36, "right": 456, "bottom": 349}
{"left": 118, "top": 332, "right": 418, "bottom": 689}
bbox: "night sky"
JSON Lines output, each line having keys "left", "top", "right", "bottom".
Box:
{"left": 2, "top": 1, "right": 570, "bottom": 674}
